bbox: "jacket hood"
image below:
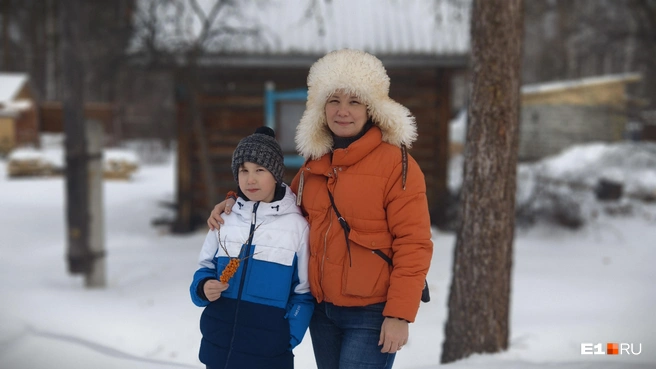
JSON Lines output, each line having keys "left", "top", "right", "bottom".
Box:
{"left": 295, "top": 48, "right": 418, "bottom": 160}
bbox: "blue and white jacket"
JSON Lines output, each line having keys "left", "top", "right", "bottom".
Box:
{"left": 190, "top": 185, "right": 313, "bottom": 369}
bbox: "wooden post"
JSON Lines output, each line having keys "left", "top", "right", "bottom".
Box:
{"left": 173, "top": 94, "right": 193, "bottom": 233}
{"left": 431, "top": 68, "right": 452, "bottom": 226}
{"left": 86, "top": 119, "right": 105, "bottom": 288}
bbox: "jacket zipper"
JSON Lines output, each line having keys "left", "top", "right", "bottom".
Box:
{"left": 224, "top": 201, "right": 259, "bottom": 369}
{"left": 321, "top": 208, "right": 332, "bottom": 298}
{"left": 320, "top": 167, "right": 339, "bottom": 299}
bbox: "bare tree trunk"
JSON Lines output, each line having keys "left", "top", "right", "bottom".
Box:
{"left": 441, "top": 0, "right": 523, "bottom": 364}
{"left": 60, "top": 0, "right": 90, "bottom": 275}
{"left": 1, "top": 0, "right": 10, "bottom": 70}
{"left": 46, "top": 0, "right": 58, "bottom": 100}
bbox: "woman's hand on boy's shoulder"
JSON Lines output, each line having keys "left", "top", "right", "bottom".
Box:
{"left": 207, "top": 198, "right": 236, "bottom": 230}
{"left": 203, "top": 280, "right": 229, "bottom": 301}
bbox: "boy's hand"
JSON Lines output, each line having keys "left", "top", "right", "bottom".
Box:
{"left": 207, "top": 198, "right": 236, "bottom": 230}
{"left": 203, "top": 280, "right": 229, "bottom": 302}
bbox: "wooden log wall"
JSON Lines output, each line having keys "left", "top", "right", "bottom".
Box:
{"left": 174, "top": 66, "right": 451, "bottom": 231}
{"left": 388, "top": 68, "right": 451, "bottom": 226}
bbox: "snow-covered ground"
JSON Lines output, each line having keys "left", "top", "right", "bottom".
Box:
{"left": 1, "top": 144, "right": 655, "bottom": 369}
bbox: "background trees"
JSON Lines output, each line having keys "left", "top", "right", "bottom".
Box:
{"left": 523, "top": 0, "right": 656, "bottom": 125}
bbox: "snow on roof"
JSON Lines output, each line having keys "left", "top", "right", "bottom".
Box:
{"left": 132, "top": 0, "right": 470, "bottom": 58}
{"left": 521, "top": 73, "right": 642, "bottom": 95}
{"left": 0, "top": 109, "right": 19, "bottom": 118}
{"left": 0, "top": 73, "right": 28, "bottom": 102}
{"left": 246, "top": 0, "right": 470, "bottom": 56}
{"left": 0, "top": 99, "right": 33, "bottom": 115}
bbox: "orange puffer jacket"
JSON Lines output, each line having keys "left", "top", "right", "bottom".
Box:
{"left": 291, "top": 127, "right": 433, "bottom": 322}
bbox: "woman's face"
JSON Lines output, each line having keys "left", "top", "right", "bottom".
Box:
{"left": 325, "top": 91, "right": 368, "bottom": 138}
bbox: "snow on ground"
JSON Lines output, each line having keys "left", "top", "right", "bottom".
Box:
{"left": 0, "top": 145, "right": 655, "bottom": 369}
{"left": 451, "top": 142, "right": 656, "bottom": 199}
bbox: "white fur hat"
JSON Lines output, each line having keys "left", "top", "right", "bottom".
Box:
{"left": 295, "top": 49, "right": 418, "bottom": 160}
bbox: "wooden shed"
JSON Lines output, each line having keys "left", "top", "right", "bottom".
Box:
{"left": 172, "top": 0, "right": 470, "bottom": 232}
{"left": 39, "top": 101, "right": 114, "bottom": 135}
{"left": 519, "top": 73, "right": 642, "bottom": 161}
{"left": 0, "top": 73, "right": 39, "bottom": 155}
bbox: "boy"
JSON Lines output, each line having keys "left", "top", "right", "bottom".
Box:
{"left": 190, "top": 127, "right": 313, "bottom": 369}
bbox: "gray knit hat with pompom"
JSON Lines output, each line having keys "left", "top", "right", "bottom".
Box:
{"left": 231, "top": 127, "right": 285, "bottom": 184}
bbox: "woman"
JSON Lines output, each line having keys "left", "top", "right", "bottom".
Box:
{"left": 208, "top": 48, "right": 433, "bottom": 369}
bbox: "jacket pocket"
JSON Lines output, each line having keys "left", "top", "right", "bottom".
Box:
{"left": 246, "top": 247, "right": 295, "bottom": 304}
{"left": 342, "top": 229, "right": 393, "bottom": 298}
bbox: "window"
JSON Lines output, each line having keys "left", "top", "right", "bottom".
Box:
{"left": 264, "top": 82, "right": 307, "bottom": 168}
{"left": 277, "top": 101, "right": 305, "bottom": 153}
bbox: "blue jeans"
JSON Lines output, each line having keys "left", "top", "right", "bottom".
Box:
{"left": 309, "top": 301, "right": 396, "bottom": 369}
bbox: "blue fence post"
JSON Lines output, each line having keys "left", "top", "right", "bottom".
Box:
{"left": 265, "top": 81, "right": 276, "bottom": 130}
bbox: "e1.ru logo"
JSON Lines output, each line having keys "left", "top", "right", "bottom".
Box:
{"left": 581, "top": 343, "right": 642, "bottom": 355}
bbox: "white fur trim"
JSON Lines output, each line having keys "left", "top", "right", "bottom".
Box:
{"left": 296, "top": 49, "right": 417, "bottom": 160}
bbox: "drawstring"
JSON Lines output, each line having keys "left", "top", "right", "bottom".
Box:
{"left": 296, "top": 170, "right": 305, "bottom": 206}
{"left": 401, "top": 144, "right": 408, "bottom": 191}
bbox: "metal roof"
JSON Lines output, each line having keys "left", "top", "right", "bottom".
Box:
{"left": 132, "top": 0, "right": 471, "bottom": 66}
{"left": 242, "top": 0, "right": 471, "bottom": 56}
{"left": 522, "top": 73, "right": 642, "bottom": 95}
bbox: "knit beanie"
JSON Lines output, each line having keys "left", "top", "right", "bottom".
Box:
{"left": 231, "top": 127, "right": 285, "bottom": 184}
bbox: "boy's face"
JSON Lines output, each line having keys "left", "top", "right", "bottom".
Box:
{"left": 238, "top": 162, "right": 277, "bottom": 203}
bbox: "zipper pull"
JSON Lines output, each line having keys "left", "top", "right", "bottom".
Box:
{"left": 251, "top": 202, "right": 259, "bottom": 225}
